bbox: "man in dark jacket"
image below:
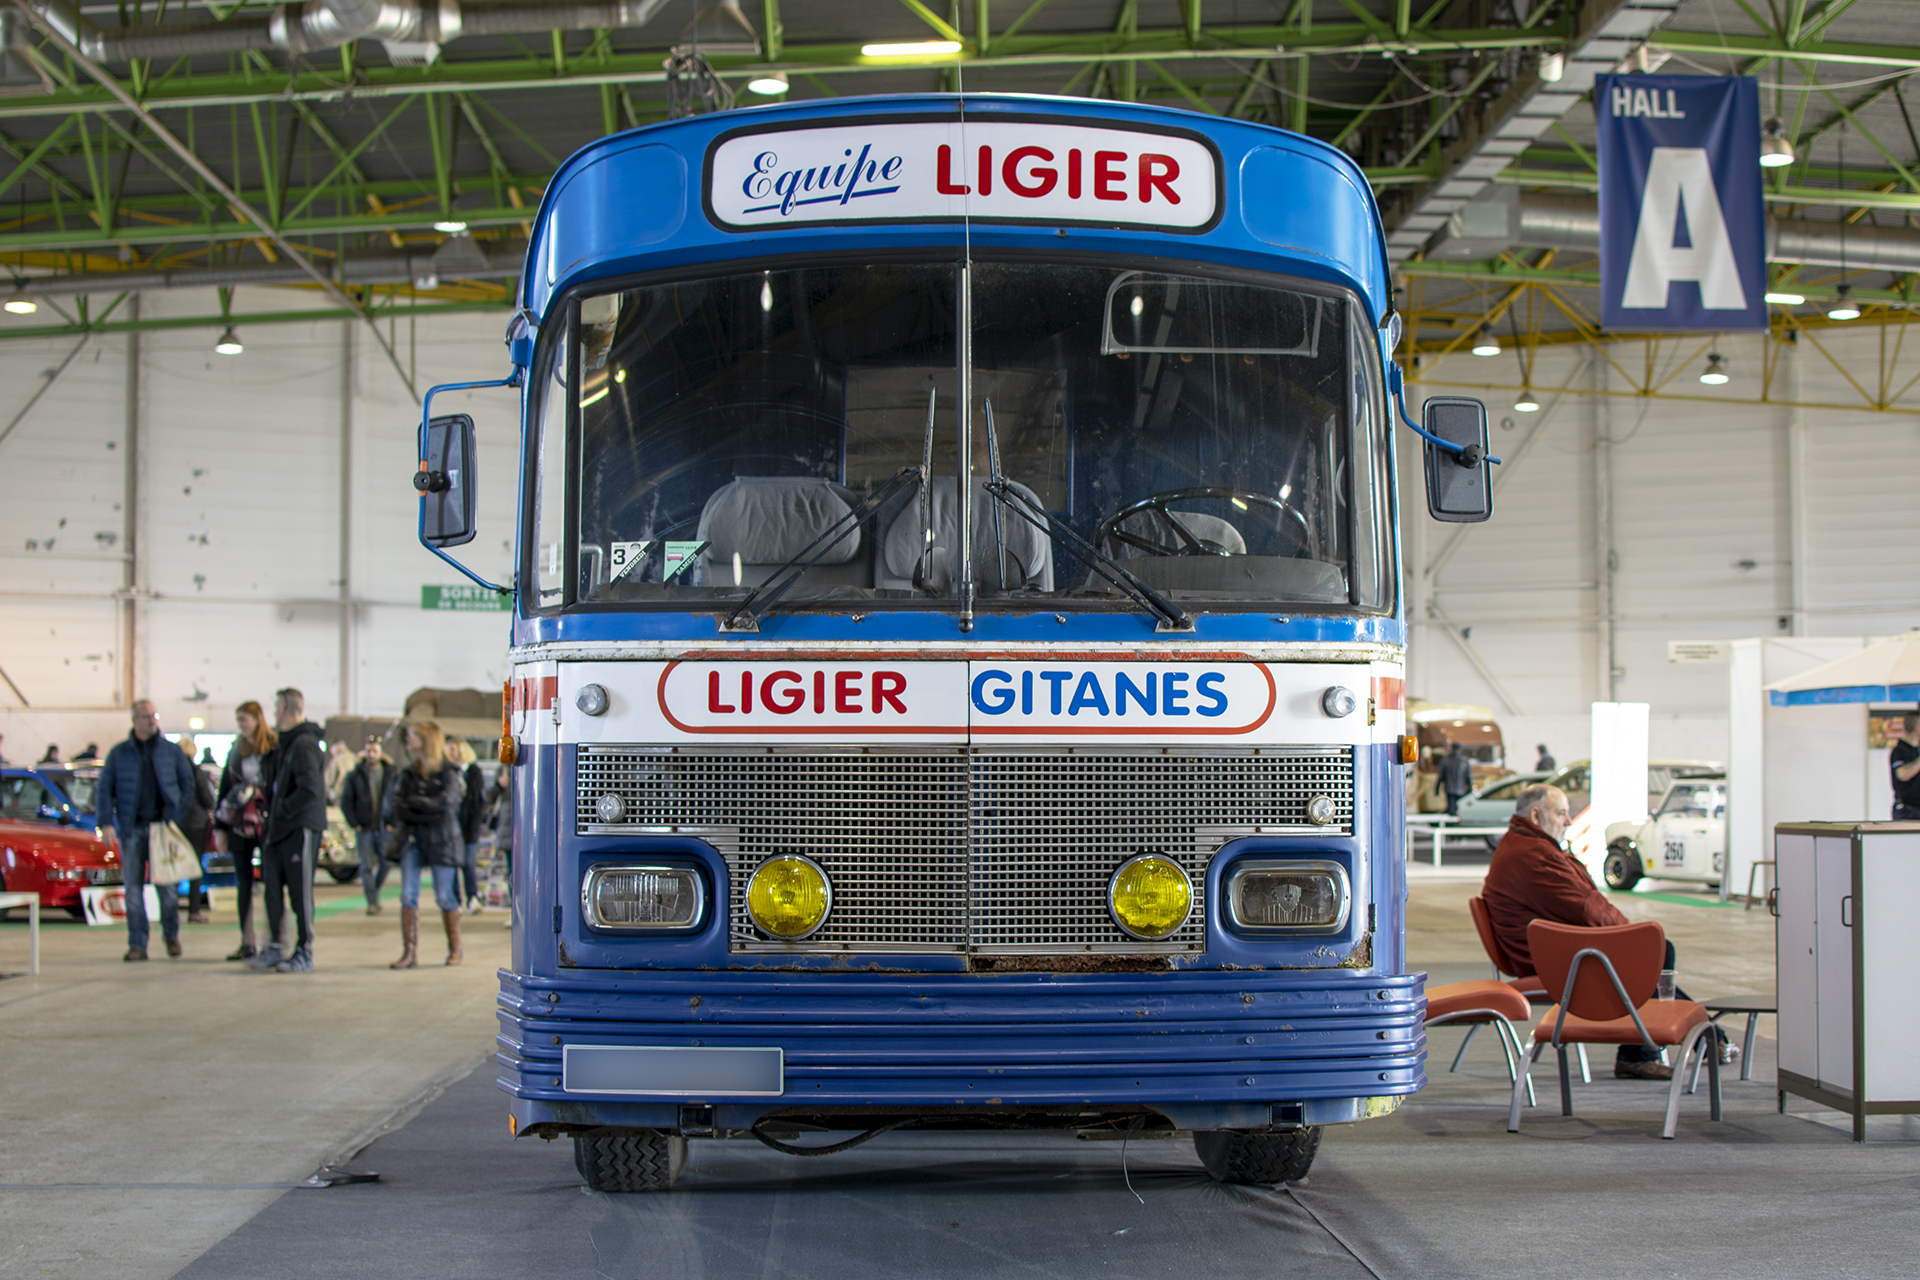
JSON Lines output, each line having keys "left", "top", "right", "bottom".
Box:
{"left": 342, "top": 739, "right": 395, "bottom": 916}
{"left": 96, "top": 701, "right": 198, "bottom": 961}
{"left": 251, "top": 687, "right": 328, "bottom": 973}
{"left": 1435, "top": 742, "right": 1474, "bottom": 816}
{"left": 1482, "top": 783, "right": 1681, "bottom": 1081}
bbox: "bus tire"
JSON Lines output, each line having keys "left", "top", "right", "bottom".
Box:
{"left": 1193, "top": 1126, "right": 1320, "bottom": 1185}
{"left": 573, "top": 1128, "right": 687, "bottom": 1193}
{"left": 1603, "top": 841, "right": 1642, "bottom": 891}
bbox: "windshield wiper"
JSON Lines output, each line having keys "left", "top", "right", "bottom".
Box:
{"left": 720, "top": 466, "right": 922, "bottom": 633}
{"left": 979, "top": 477, "right": 1193, "bottom": 633}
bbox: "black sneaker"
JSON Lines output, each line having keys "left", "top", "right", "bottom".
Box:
{"left": 225, "top": 943, "right": 257, "bottom": 962}
{"left": 123, "top": 947, "right": 148, "bottom": 962}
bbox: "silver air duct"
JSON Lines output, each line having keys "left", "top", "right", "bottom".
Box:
{"left": 17, "top": 0, "right": 669, "bottom": 66}
{"left": 1426, "top": 187, "right": 1920, "bottom": 275}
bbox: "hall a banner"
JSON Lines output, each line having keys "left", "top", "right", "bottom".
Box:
{"left": 1597, "top": 75, "right": 1766, "bottom": 331}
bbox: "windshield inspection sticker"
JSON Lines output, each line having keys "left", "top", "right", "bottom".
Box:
{"left": 706, "top": 120, "right": 1220, "bottom": 232}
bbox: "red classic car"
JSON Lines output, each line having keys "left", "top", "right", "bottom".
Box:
{"left": 0, "top": 814, "right": 121, "bottom": 916}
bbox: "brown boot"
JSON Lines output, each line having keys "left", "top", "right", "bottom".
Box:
{"left": 390, "top": 907, "right": 418, "bottom": 969}
{"left": 442, "top": 909, "right": 463, "bottom": 966}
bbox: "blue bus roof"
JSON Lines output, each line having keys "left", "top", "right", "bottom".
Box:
{"left": 520, "top": 93, "right": 1392, "bottom": 327}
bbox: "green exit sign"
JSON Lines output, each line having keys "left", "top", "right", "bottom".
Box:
{"left": 422, "top": 584, "right": 513, "bottom": 612}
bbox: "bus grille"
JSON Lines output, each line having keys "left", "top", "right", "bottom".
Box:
{"left": 574, "top": 747, "right": 1354, "bottom": 954}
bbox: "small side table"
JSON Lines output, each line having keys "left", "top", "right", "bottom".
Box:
{"left": 0, "top": 891, "right": 42, "bottom": 976}
{"left": 1705, "top": 994, "right": 1773, "bottom": 1082}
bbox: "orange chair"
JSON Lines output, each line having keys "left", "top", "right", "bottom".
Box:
{"left": 1424, "top": 980, "right": 1536, "bottom": 1107}
{"left": 1507, "top": 920, "right": 1722, "bottom": 1139}
{"left": 1466, "top": 896, "right": 1589, "bottom": 1083}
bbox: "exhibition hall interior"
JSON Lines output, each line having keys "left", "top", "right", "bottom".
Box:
{"left": 2, "top": 0, "right": 1918, "bottom": 1276}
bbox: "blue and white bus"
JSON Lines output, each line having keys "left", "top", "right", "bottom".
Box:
{"left": 415, "top": 92, "right": 1493, "bottom": 1191}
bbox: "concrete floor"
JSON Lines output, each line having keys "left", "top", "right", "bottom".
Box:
{"left": 3, "top": 864, "right": 1910, "bottom": 1280}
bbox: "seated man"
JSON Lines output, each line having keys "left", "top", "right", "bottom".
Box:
{"left": 1482, "top": 783, "right": 1675, "bottom": 1081}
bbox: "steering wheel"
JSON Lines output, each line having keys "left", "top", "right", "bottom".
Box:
{"left": 1093, "top": 487, "right": 1318, "bottom": 561}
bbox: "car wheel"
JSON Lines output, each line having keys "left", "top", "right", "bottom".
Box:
{"left": 1194, "top": 1127, "right": 1320, "bottom": 1184}
{"left": 325, "top": 865, "right": 360, "bottom": 884}
{"left": 1603, "top": 841, "right": 1642, "bottom": 891}
{"left": 574, "top": 1128, "right": 686, "bottom": 1192}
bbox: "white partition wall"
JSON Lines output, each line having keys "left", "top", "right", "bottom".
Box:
{"left": 1578, "top": 701, "right": 1649, "bottom": 878}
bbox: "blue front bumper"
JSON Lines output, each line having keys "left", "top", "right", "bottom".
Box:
{"left": 499, "top": 968, "right": 1427, "bottom": 1134}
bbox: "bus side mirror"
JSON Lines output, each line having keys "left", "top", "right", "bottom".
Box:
{"left": 1422, "top": 397, "right": 1492, "bottom": 523}
{"left": 417, "top": 413, "right": 478, "bottom": 548}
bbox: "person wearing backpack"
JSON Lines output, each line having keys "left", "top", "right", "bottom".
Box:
{"left": 214, "top": 701, "right": 276, "bottom": 961}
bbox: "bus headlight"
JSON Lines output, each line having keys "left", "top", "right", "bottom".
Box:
{"left": 1227, "top": 860, "right": 1350, "bottom": 934}
{"left": 1108, "top": 853, "right": 1193, "bottom": 940}
{"left": 746, "top": 854, "right": 832, "bottom": 939}
{"left": 581, "top": 863, "right": 705, "bottom": 931}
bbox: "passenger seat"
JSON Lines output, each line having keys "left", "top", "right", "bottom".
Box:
{"left": 694, "top": 477, "right": 869, "bottom": 589}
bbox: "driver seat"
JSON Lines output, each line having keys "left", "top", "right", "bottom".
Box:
{"left": 1106, "top": 509, "right": 1246, "bottom": 559}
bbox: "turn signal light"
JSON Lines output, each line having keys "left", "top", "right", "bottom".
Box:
{"left": 1400, "top": 734, "right": 1418, "bottom": 764}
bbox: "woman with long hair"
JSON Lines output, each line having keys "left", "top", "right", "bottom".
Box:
{"left": 449, "top": 738, "right": 488, "bottom": 914}
{"left": 384, "top": 719, "right": 466, "bottom": 968}
{"left": 214, "top": 702, "right": 276, "bottom": 961}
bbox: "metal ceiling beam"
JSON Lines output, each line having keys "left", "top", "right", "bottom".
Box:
{"left": 0, "top": 202, "right": 536, "bottom": 253}
{"left": 1651, "top": 30, "right": 1920, "bottom": 69}
{"left": 0, "top": 297, "right": 509, "bottom": 340}
{"left": 10, "top": 0, "right": 425, "bottom": 400}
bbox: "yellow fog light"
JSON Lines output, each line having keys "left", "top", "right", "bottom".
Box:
{"left": 1108, "top": 853, "right": 1193, "bottom": 940}
{"left": 746, "top": 854, "right": 832, "bottom": 940}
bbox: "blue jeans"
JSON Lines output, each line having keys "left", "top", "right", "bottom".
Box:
{"left": 122, "top": 826, "right": 180, "bottom": 952}
{"left": 356, "top": 830, "right": 390, "bottom": 905}
{"left": 460, "top": 840, "right": 480, "bottom": 905}
{"left": 399, "top": 838, "right": 460, "bottom": 913}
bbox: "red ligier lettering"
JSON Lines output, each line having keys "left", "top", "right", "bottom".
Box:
{"left": 813, "top": 670, "right": 826, "bottom": 713}
{"left": 1094, "top": 151, "right": 1127, "bottom": 201}
{"left": 977, "top": 145, "right": 993, "bottom": 196}
{"left": 873, "top": 671, "right": 908, "bottom": 714}
{"left": 936, "top": 144, "right": 970, "bottom": 195}
{"left": 708, "top": 670, "right": 736, "bottom": 714}
{"left": 1067, "top": 148, "right": 1082, "bottom": 199}
{"left": 1002, "top": 146, "right": 1057, "bottom": 198}
{"left": 762, "top": 671, "right": 804, "bottom": 714}
{"left": 835, "top": 670, "right": 861, "bottom": 714}
{"left": 1138, "top": 154, "right": 1180, "bottom": 204}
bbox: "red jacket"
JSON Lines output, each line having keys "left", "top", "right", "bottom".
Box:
{"left": 1481, "top": 814, "right": 1629, "bottom": 975}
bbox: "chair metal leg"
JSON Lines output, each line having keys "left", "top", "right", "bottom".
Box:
{"left": 1689, "top": 1035, "right": 1706, "bottom": 1095}
{"left": 1509, "top": 1042, "right": 1542, "bottom": 1132}
{"left": 1577, "top": 1043, "right": 1590, "bottom": 1083}
{"left": 1708, "top": 1026, "right": 1723, "bottom": 1121}
{"left": 1450, "top": 1022, "right": 1480, "bottom": 1073}
{"left": 1741, "top": 1012, "right": 1758, "bottom": 1082}
{"left": 1557, "top": 1046, "right": 1574, "bottom": 1116}
{"left": 1493, "top": 1017, "right": 1535, "bottom": 1108}
{"left": 1663, "top": 1024, "right": 1714, "bottom": 1139}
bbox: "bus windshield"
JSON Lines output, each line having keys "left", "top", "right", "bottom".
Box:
{"left": 551, "top": 255, "right": 1392, "bottom": 614}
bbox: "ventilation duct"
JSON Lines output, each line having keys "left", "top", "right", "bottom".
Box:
{"left": 19, "top": 0, "right": 670, "bottom": 66}
{"left": 1426, "top": 187, "right": 1920, "bottom": 275}
{"left": 11, "top": 237, "right": 528, "bottom": 297}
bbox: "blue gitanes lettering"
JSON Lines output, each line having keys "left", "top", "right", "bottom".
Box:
{"left": 1068, "top": 671, "right": 1110, "bottom": 717}
{"left": 1162, "top": 671, "right": 1191, "bottom": 716}
{"left": 741, "top": 141, "right": 905, "bottom": 216}
{"left": 1040, "top": 670, "right": 1072, "bottom": 715}
{"left": 742, "top": 151, "right": 778, "bottom": 201}
{"left": 971, "top": 669, "right": 1015, "bottom": 715}
{"left": 1195, "top": 672, "right": 1228, "bottom": 717}
{"left": 1114, "top": 670, "right": 1155, "bottom": 715}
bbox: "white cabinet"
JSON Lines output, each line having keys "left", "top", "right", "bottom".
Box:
{"left": 1775, "top": 822, "right": 1920, "bottom": 1140}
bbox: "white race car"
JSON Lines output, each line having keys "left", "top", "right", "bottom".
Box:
{"left": 1602, "top": 778, "right": 1726, "bottom": 891}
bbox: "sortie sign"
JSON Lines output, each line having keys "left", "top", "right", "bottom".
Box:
{"left": 421, "top": 584, "right": 512, "bottom": 612}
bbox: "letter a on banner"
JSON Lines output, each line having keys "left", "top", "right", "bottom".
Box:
{"left": 1597, "top": 75, "right": 1766, "bottom": 331}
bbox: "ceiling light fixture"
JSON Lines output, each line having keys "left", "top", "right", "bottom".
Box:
{"left": 1514, "top": 390, "right": 1541, "bottom": 412}
{"left": 1538, "top": 51, "right": 1565, "bottom": 82}
{"left": 746, "top": 70, "right": 789, "bottom": 94}
{"left": 213, "top": 327, "right": 243, "bottom": 355}
{"left": 1759, "top": 117, "right": 1795, "bottom": 168}
{"left": 861, "top": 40, "right": 961, "bottom": 57}
{"left": 1764, "top": 291, "right": 1805, "bottom": 306}
{"left": 433, "top": 219, "right": 468, "bottom": 234}
{"left": 1471, "top": 326, "right": 1501, "bottom": 357}
{"left": 1698, "top": 353, "right": 1730, "bottom": 385}
{"left": 4, "top": 283, "right": 35, "bottom": 315}
{"left": 1828, "top": 284, "right": 1861, "bottom": 321}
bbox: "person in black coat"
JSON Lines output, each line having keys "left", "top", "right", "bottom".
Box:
{"left": 450, "top": 739, "right": 488, "bottom": 914}
{"left": 213, "top": 701, "right": 276, "bottom": 961}
{"left": 250, "top": 688, "right": 327, "bottom": 973}
{"left": 342, "top": 740, "right": 396, "bottom": 916}
{"left": 383, "top": 720, "right": 466, "bottom": 969}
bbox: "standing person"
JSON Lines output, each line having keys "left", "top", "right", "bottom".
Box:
{"left": 95, "top": 701, "right": 197, "bottom": 961}
{"left": 76, "top": 743, "right": 100, "bottom": 760}
{"left": 1890, "top": 714, "right": 1920, "bottom": 820}
{"left": 1534, "top": 743, "right": 1556, "bottom": 772}
{"left": 342, "top": 738, "right": 395, "bottom": 915}
{"left": 214, "top": 702, "right": 276, "bottom": 961}
{"left": 324, "top": 740, "right": 357, "bottom": 807}
{"left": 1435, "top": 741, "right": 1474, "bottom": 817}
{"left": 487, "top": 768, "right": 513, "bottom": 929}
{"left": 39, "top": 744, "right": 61, "bottom": 764}
{"left": 0, "top": 732, "right": 8, "bottom": 766}
{"left": 449, "top": 739, "right": 487, "bottom": 915}
{"left": 386, "top": 720, "right": 465, "bottom": 969}
{"left": 174, "top": 734, "right": 217, "bottom": 925}
{"left": 251, "top": 688, "right": 326, "bottom": 974}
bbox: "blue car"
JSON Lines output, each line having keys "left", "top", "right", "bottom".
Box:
{"left": 1, "top": 765, "right": 102, "bottom": 834}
